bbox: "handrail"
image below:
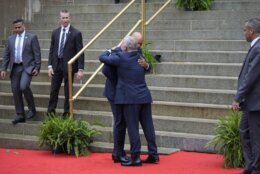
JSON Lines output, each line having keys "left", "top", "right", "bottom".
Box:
{"left": 68, "top": 0, "right": 136, "bottom": 114}
{"left": 68, "top": 0, "right": 173, "bottom": 115}
{"left": 73, "top": 19, "right": 142, "bottom": 101}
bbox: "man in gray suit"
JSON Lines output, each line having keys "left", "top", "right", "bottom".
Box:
{"left": 232, "top": 18, "right": 260, "bottom": 174}
{"left": 1, "top": 18, "right": 41, "bottom": 124}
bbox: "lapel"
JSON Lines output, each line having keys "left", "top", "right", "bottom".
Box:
{"left": 22, "top": 32, "right": 28, "bottom": 52}
{"left": 10, "top": 35, "right": 16, "bottom": 54}
{"left": 64, "top": 26, "right": 72, "bottom": 48}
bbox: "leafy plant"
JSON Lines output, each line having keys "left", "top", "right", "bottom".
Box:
{"left": 142, "top": 43, "right": 158, "bottom": 74}
{"left": 207, "top": 110, "right": 244, "bottom": 168}
{"left": 38, "top": 114, "right": 100, "bottom": 157}
{"left": 175, "top": 0, "right": 214, "bottom": 11}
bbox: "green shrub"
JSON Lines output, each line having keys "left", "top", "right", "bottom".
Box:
{"left": 175, "top": 0, "right": 214, "bottom": 11}
{"left": 38, "top": 114, "right": 100, "bottom": 157}
{"left": 207, "top": 110, "right": 244, "bottom": 168}
{"left": 142, "top": 43, "right": 158, "bottom": 73}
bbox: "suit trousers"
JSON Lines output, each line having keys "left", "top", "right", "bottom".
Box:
{"left": 47, "top": 59, "right": 74, "bottom": 114}
{"left": 240, "top": 111, "right": 253, "bottom": 171}
{"left": 123, "top": 103, "right": 158, "bottom": 159}
{"left": 110, "top": 102, "right": 126, "bottom": 157}
{"left": 11, "top": 63, "right": 35, "bottom": 117}
{"left": 247, "top": 110, "right": 260, "bottom": 174}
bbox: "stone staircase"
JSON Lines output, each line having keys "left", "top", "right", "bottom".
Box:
{"left": 0, "top": 0, "right": 258, "bottom": 154}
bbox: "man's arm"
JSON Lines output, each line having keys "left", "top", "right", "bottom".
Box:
{"left": 235, "top": 49, "right": 260, "bottom": 102}
{"left": 31, "top": 34, "right": 41, "bottom": 76}
{"left": 99, "top": 50, "right": 120, "bottom": 66}
{"left": 48, "top": 31, "right": 55, "bottom": 77}
{"left": 1, "top": 38, "right": 11, "bottom": 79}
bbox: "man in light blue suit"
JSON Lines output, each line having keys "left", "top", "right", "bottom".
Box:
{"left": 100, "top": 36, "right": 158, "bottom": 167}
{"left": 1, "top": 18, "right": 41, "bottom": 124}
{"left": 232, "top": 18, "right": 260, "bottom": 174}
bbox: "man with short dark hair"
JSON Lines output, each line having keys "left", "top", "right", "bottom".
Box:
{"left": 1, "top": 18, "right": 41, "bottom": 124}
{"left": 47, "top": 9, "right": 84, "bottom": 116}
{"left": 232, "top": 18, "right": 260, "bottom": 174}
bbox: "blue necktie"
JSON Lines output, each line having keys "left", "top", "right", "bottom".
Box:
{"left": 59, "top": 28, "right": 66, "bottom": 58}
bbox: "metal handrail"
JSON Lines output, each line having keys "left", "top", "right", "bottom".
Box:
{"left": 73, "top": 19, "right": 142, "bottom": 101}
{"left": 68, "top": 0, "right": 136, "bottom": 114}
{"left": 68, "top": 0, "right": 173, "bottom": 115}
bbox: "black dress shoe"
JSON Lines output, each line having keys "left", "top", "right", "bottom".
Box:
{"left": 121, "top": 158, "right": 142, "bottom": 167}
{"left": 115, "top": 0, "right": 120, "bottom": 4}
{"left": 241, "top": 168, "right": 252, "bottom": 174}
{"left": 12, "top": 116, "right": 26, "bottom": 124}
{"left": 142, "top": 155, "right": 160, "bottom": 163}
{"left": 112, "top": 155, "right": 130, "bottom": 163}
{"left": 26, "top": 110, "right": 36, "bottom": 119}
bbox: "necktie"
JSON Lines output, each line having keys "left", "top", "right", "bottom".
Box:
{"left": 16, "top": 35, "right": 22, "bottom": 63}
{"left": 59, "top": 28, "right": 66, "bottom": 58}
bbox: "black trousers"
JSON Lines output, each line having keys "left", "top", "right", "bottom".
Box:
{"left": 110, "top": 102, "right": 127, "bottom": 157}
{"left": 123, "top": 103, "right": 158, "bottom": 159}
{"left": 47, "top": 59, "right": 74, "bottom": 115}
{"left": 240, "top": 110, "right": 260, "bottom": 174}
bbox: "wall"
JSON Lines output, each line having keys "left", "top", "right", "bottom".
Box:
{"left": 0, "top": 0, "right": 42, "bottom": 45}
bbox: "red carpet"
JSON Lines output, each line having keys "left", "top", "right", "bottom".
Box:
{"left": 0, "top": 148, "right": 242, "bottom": 174}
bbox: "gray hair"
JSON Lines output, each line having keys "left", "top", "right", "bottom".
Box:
{"left": 123, "top": 36, "right": 138, "bottom": 51}
{"left": 245, "top": 18, "right": 260, "bottom": 33}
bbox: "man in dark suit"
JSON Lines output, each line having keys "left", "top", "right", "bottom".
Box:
{"left": 1, "top": 18, "right": 41, "bottom": 124}
{"left": 232, "top": 18, "right": 260, "bottom": 174}
{"left": 102, "top": 43, "right": 150, "bottom": 163}
{"left": 100, "top": 36, "right": 158, "bottom": 167}
{"left": 47, "top": 9, "right": 84, "bottom": 116}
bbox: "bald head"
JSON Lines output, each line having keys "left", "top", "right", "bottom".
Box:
{"left": 132, "top": 32, "right": 143, "bottom": 47}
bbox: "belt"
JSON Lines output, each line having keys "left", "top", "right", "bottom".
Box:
{"left": 14, "top": 62, "right": 23, "bottom": 65}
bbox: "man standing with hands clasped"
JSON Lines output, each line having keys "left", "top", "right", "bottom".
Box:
{"left": 232, "top": 18, "right": 260, "bottom": 174}
{"left": 47, "top": 9, "right": 84, "bottom": 117}
{"left": 1, "top": 18, "right": 41, "bottom": 124}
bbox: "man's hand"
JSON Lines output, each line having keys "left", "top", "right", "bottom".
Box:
{"left": 0, "top": 71, "right": 7, "bottom": 79}
{"left": 32, "top": 69, "right": 39, "bottom": 76}
{"left": 76, "top": 69, "right": 84, "bottom": 80}
{"left": 232, "top": 100, "right": 240, "bottom": 110}
{"left": 138, "top": 57, "right": 149, "bottom": 70}
{"left": 48, "top": 68, "right": 54, "bottom": 78}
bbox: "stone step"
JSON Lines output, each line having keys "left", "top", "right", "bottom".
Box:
{"left": 0, "top": 105, "right": 217, "bottom": 135}
{"left": 40, "top": 2, "right": 260, "bottom": 14}
{"left": 212, "top": 1, "right": 260, "bottom": 10}
{"left": 0, "top": 57, "right": 242, "bottom": 77}
{"left": 0, "top": 81, "right": 236, "bottom": 105}
{"left": 32, "top": 10, "right": 260, "bottom": 23}
{"left": 33, "top": 29, "right": 245, "bottom": 40}
{"left": 41, "top": 3, "right": 174, "bottom": 14}
{"left": 0, "top": 68, "right": 238, "bottom": 89}
{"left": 95, "top": 126, "right": 214, "bottom": 152}
{"left": 26, "top": 19, "right": 245, "bottom": 31}
{"left": 89, "top": 142, "right": 179, "bottom": 155}
{"left": 37, "top": 39, "right": 249, "bottom": 51}
{"left": 0, "top": 49, "right": 246, "bottom": 65}
{"left": 0, "top": 131, "right": 179, "bottom": 154}
{"left": 156, "top": 62, "right": 241, "bottom": 76}
{"left": 0, "top": 123, "right": 214, "bottom": 152}
{"left": 0, "top": 93, "right": 230, "bottom": 119}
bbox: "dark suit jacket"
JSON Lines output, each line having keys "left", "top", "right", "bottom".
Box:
{"left": 102, "top": 47, "right": 151, "bottom": 102}
{"left": 48, "top": 26, "right": 84, "bottom": 73}
{"left": 235, "top": 39, "right": 260, "bottom": 111}
{"left": 100, "top": 50, "right": 152, "bottom": 104}
{"left": 1, "top": 32, "right": 41, "bottom": 76}
{"left": 102, "top": 48, "right": 120, "bottom": 102}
